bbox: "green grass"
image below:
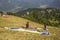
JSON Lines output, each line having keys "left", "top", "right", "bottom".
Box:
{"left": 0, "top": 15, "right": 60, "bottom": 40}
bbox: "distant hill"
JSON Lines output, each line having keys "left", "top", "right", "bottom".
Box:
{"left": 14, "top": 8, "right": 60, "bottom": 27}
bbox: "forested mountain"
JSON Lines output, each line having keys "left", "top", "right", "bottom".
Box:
{"left": 14, "top": 8, "right": 60, "bottom": 27}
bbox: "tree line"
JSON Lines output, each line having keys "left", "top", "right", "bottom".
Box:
{"left": 0, "top": 8, "right": 60, "bottom": 27}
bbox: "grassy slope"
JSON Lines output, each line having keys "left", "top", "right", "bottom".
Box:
{"left": 0, "top": 15, "right": 60, "bottom": 40}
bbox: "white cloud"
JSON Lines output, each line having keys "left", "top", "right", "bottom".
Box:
{"left": 40, "top": 5, "right": 48, "bottom": 8}
{"left": 9, "top": 6, "right": 22, "bottom": 12}
{"left": 8, "top": 0, "right": 11, "bottom": 3}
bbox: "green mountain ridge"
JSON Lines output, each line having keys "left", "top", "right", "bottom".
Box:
{"left": 14, "top": 8, "right": 60, "bottom": 27}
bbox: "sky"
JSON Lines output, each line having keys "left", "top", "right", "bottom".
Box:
{"left": 0, "top": 0, "right": 60, "bottom": 12}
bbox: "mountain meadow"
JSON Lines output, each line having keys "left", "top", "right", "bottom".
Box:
{"left": 8, "top": 8, "right": 60, "bottom": 27}
{"left": 0, "top": 8, "right": 60, "bottom": 40}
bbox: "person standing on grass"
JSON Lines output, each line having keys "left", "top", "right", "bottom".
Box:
{"left": 43, "top": 23, "right": 46, "bottom": 30}
{"left": 26, "top": 22, "right": 29, "bottom": 28}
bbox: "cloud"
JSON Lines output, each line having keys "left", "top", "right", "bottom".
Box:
{"left": 8, "top": 0, "right": 11, "bottom": 3}
{"left": 40, "top": 5, "right": 48, "bottom": 8}
{"left": 10, "top": 6, "right": 22, "bottom": 12}
{"left": 0, "top": 3, "right": 2, "bottom": 7}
